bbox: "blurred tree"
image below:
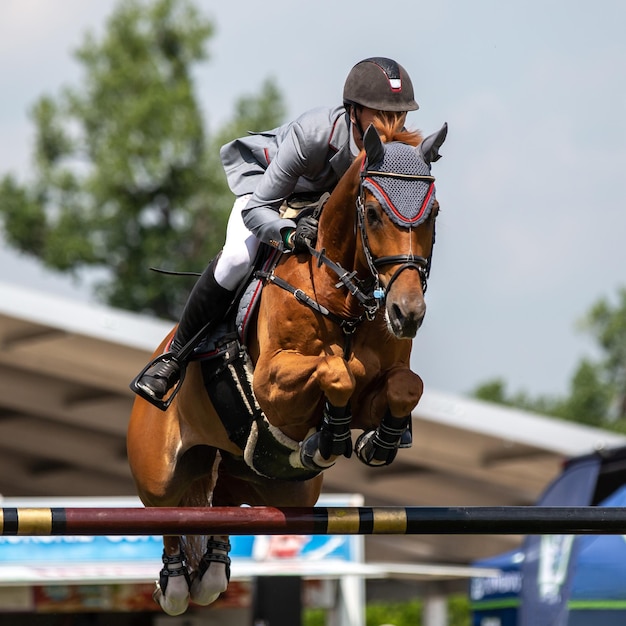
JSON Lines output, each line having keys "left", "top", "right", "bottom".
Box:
{"left": 473, "top": 377, "right": 562, "bottom": 416}
{"left": 577, "top": 288, "right": 626, "bottom": 429}
{"left": 0, "top": 0, "right": 285, "bottom": 319}
{"left": 472, "top": 288, "right": 626, "bottom": 432}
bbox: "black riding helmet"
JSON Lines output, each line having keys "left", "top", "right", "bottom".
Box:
{"left": 343, "top": 57, "right": 419, "bottom": 112}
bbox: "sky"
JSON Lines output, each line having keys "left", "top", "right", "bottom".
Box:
{"left": 1, "top": 0, "right": 626, "bottom": 400}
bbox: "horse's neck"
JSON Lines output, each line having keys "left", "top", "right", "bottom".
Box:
{"left": 314, "top": 174, "right": 369, "bottom": 314}
{"left": 318, "top": 167, "right": 363, "bottom": 262}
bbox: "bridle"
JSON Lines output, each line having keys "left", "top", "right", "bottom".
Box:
{"left": 356, "top": 167, "right": 436, "bottom": 304}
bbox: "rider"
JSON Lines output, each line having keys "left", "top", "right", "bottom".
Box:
{"left": 131, "top": 57, "right": 420, "bottom": 407}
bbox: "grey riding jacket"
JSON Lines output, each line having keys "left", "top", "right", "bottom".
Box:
{"left": 220, "top": 105, "right": 354, "bottom": 251}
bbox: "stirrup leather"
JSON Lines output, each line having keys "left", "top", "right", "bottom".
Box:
{"left": 130, "top": 352, "right": 187, "bottom": 411}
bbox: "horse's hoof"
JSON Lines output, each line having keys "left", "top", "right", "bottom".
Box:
{"left": 153, "top": 581, "right": 190, "bottom": 616}
{"left": 154, "top": 549, "right": 192, "bottom": 615}
{"left": 190, "top": 571, "right": 228, "bottom": 606}
{"left": 300, "top": 433, "right": 336, "bottom": 472}
{"left": 190, "top": 537, "right": 231, "bottom": 606}
{"left": 354, "top": 431, "right": 398, "bottom": 467}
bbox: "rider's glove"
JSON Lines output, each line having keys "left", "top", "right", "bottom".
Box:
{"left": 290, "top": 216, "right": 319, "bottom": 252}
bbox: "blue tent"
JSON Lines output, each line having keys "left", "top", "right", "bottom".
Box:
{"left": 471, "top": 447, "right": 626, "bottom": 626}
{"left": 470, "top": 548, "right": 523, "bottom": 626}
{"left": 569, "top": 484, "right": 626, "bottom": 624}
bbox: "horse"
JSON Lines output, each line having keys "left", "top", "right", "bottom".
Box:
{"left": 127, "top": 119, "right": 447, "bottom": 615}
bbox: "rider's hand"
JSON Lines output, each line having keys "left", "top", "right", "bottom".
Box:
{"left": 291, "top": 216, "right": 319, "bottom": 252}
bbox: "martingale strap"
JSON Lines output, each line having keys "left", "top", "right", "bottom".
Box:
{"left": 255, "top": 268, "right": 365, "bottom": 359}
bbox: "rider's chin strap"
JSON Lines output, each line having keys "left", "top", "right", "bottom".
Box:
{"left": 349, "top": 105, "right": 365, "bottom": 146}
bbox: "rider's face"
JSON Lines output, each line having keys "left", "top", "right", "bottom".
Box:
{"left": 351, "top": 106, "right": 407, "bottom": 150}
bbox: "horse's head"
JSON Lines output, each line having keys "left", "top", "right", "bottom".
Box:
{"left": 358, "top": 122, "right": 447, "bottom": 339}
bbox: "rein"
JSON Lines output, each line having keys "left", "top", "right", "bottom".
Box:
{"left": 256, "top": 247, "right": 372, "bottom": 360}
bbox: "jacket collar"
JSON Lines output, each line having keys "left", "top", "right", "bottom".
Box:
{"left": 329, "top": 111, "right": 355, "bottom": 179}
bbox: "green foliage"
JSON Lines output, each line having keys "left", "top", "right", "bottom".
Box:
{"left": 0, "top": 175, "right": 47, "bottom": 255}
{"left": 0, "top": 0, "right": 286, "bottom": 318}
{"left": 581, "top": 287, "right": 626, "bottom": 422}
{"left": 365, "top": 599, "right": 422, "bottom": 626}
{"left": 303, "top": 608, "right": 325, "bottom": 626}
{"left": 448, "top": 594, "right": 472, "bottom": 626}
{"left": 557, "top": 359, "right": 612, "bottom": 427}
{"left": 212, "top": 78, "right": 286, "bottom": 148}
{"left": 472, "top": 287, "right": 626, "bottom": 432}
{"left": 303, "top": 595, "right": 471, "bottom": 626}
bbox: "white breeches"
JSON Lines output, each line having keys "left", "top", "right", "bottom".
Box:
{"left": 213, "top": 194, "right": 260, "bottom": 291}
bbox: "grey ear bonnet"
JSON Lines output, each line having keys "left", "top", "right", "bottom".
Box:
{"left": 361, "top": 123, "right": 447, "bottom": 226}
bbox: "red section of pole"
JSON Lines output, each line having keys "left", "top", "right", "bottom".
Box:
{"left": 62, "top": 507, "right": 319, "bottom": 536}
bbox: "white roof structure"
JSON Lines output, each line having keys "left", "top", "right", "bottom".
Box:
{"left": 1, "top": 280, "right": 624, "bottom": 567}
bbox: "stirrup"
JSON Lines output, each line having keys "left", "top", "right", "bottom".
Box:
{"left": 130, "top": 352, "right": 187, "bottom": 411}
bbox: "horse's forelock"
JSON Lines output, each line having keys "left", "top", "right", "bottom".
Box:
{"left": 343, "top": 119, "right": 424, "bottom": 188}
{"left": 372, "top": 117, "right": 423, "bottom": 147}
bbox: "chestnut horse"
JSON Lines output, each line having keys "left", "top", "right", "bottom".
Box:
{"left": 127, "top": 120, "right": 447, "bottom": 615}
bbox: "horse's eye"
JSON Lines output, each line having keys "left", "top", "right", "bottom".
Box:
{"left": 366, "top": 204, "right": 383, "bottom": 227}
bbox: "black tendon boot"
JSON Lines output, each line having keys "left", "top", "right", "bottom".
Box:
{"left": 132, "top": 260, "right": 234, "bottom": 408}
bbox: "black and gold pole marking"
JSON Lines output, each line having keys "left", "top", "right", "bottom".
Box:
{"left": 0, "top": 508, "right": 66, "bottom": 536}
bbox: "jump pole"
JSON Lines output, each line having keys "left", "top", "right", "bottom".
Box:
{"left": 2, "top": 506, "right": 626, "bottom": 537}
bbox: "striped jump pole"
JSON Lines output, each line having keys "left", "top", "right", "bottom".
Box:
{"left": 2, "top": 506, "right": 626, "bottom": 537}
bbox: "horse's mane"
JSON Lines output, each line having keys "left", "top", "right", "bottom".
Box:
{"left": 372, "top": 116, "right": 423, "bottom": 146}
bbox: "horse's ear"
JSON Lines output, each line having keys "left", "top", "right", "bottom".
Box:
{"left": 363, "top": 124, "right": 385, "bottom": 166}
{"left": 419, "top": 122, "right": 448, "bottom": 164}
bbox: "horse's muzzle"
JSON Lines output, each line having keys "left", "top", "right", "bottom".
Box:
{"left": 387, "top": 297, "right": 426, "bottom": 338}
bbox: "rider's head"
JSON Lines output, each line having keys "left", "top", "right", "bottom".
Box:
{"left": 343, "top": 57, "right": 418, "bottom": 148}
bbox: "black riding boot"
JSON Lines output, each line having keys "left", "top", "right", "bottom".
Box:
{"left": 134, "top": 260, "right": 234, "bottom": 403}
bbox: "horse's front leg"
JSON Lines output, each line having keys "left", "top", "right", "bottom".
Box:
{"left": 355, "top": 367, "right": 423, "bottom": 466}
{"left": 254, "top": 352, "right": 356, "bottom": 471}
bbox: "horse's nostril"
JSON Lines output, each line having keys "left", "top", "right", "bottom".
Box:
{"left": 392, "top": 300, "right": 424, "bottom": 323}
{"left": 388, "top": 299, "right": 425, "bottom": 339}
